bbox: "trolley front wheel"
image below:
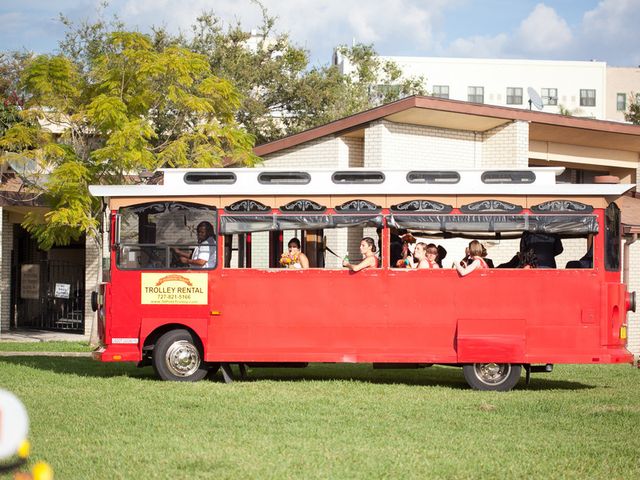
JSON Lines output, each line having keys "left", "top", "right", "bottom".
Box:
{"left": 152, "top": 329, "right": 208, "bottom": 382}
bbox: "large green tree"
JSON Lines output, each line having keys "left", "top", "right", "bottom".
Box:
{"left": 0, "top": 31, "right": 256, "bottom": 249}
{"left": 55, "top": 3, "right": 426, "bottom": 144}
{"left": 185, "top": 9, "right": 426, "bottom": 143}
{"left": 0, "top": 51, "right": 32, "bottom": 137}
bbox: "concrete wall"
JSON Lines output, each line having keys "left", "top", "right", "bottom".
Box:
{"left": 606, "top": 67, "right": 640, "bottom": 122}
{"left": 84, "top": 237, "right": 101, "bottom": 337}
{"left": 0, "top": 208, "right": 11, "bottom": 332}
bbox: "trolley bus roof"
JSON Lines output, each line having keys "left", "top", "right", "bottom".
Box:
{"left": 89, "top": 167, "right": 634, "bottom": 198}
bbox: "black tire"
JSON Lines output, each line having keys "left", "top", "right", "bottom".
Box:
{"left": 152, "top": 329, "right": 208, "bottom": 382}
{"left": 462, "top": 363, "right": 522, "bottom": 391}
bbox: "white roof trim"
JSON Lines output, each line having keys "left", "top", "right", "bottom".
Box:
{"left": 89, "top": 167, "right": 634, "bottom": 197}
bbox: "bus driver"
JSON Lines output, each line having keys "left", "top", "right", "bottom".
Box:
{"left": 174, "top": 221, "right": 216, "bottom": 268}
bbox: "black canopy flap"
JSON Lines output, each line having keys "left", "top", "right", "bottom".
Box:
{"left": 220, "top": 214, "right": 384, "bottom": 233}
{"left": 277, "top": 215, "right": 332, "bottom": 230}
{"left": 388, "top": 214, "right": 598, "bottom": 234}
{"left": 220, "top": 215, "right": 276, "bottom": 234}
{"left": 529, "top": 215, "right": 598, "bottom": 234}
{"left": 332, "top": 214, "right": 385, "bottom": 228}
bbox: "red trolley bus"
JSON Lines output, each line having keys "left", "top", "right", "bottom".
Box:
{"left": 89, "top": 167, "right": 636, "bottom": 390}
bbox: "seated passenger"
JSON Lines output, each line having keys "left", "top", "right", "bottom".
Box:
{"left": 566, "top": 236, "right": 593, "bottom": 269}
{"left": 280, "top": 237, "right": 309, "bottom": 269}
{"left": 343, "top": 237, "right": 379, "bottom": 272}
{"left": 462, "top": 245, "right": 493, "bottom": 268}
{"left": 395, "top": 232, "right": 416, "bottom": 268}
{"left": 566, "top": 247, "right": 592, "bottom": 269}
{"left": 480, "top": 243, "right": 495, "bottom": 268}
{"left": 454, "top": 240, "right": 489, "bottom": 276}
{"left": 518, "top": 248, "right": 538, "bottom": 269}
{"left": 389, "top": 228, "right": 404, "bottom": 267}
{"left": 173, "top": 221, "right": 216, "bottom": 268}
{"left": 436, "top": 245, "right": 447, "bottom": 268}
{"left": 520, "top": 231, "right": 563, "bottom": 268}
{"left": 413, "top": 243, "right": 440, "bottom": 269}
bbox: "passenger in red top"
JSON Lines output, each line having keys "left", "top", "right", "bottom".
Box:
{"left": 343, "top": 237, "right": 379, "bottom": 272}
{"left": 412, "top": 242, "right": 440, "bottom": 269}
{"left": 453, "top": 240, "right": 488, "bottom": 276}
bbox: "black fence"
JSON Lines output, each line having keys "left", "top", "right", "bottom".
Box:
{"left": 15, "top": 260, "right": 85, "bottom": 332}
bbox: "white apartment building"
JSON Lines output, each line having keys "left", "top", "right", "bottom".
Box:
{"left": 334, "top": 54, "right": 640, "bottom": 123}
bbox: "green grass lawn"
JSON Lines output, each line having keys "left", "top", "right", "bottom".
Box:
{"left": 1, "top": 358, "right": 638, "bottom": 479}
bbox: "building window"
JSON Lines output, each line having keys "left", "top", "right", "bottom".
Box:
{"left": 616, "top": 93, "right": 626, "bottom": 111}
{"left": 506, "top": 87, "right": 523, "bottom": 105}
{"left": 432, "top": 85, "right": 449, "bottom": 99}
{"left": 468, "top": 86, "right": 484, "bottom": 103}
{"left": 580, "top": 89, "right": 596, "bottom": 107}
{"left": 541, "top": 88, "right": 558, "bottom": 105}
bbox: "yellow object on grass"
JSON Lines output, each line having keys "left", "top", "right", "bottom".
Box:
{"left": 32, "top": 461, "right": 53, "bottom": 480}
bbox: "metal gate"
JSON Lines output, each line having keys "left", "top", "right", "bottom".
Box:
{"left": 16, "top": 260, "right": 85, "bottom": 332}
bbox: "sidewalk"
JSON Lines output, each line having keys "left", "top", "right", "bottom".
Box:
{"left": 0, "top": 329, "right": 90, "bottom": 342}
{"left": 0, "top": 329, "right": 92, "bottom": 357}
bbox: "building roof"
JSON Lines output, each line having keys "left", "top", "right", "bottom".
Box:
{"left": 618, "top": 195, "right": 640, "bottom": 233}
{"left": 254, "top": 95, "right": 640, "bottom": 157}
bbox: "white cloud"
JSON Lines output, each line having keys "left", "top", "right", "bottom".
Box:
{"left": 111, "top": 0, "right": 455, "bottom": 64}
{"left": 447, "top": 34, "right": 509, "bottom": 58}
{"left": 515, "top": 3, "right": 572, "bottom": 54}
{"left": 579, "top": 0, "right": 640, "bottom": 65}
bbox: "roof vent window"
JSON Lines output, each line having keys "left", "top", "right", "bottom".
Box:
{"left": 184, "top": 172, "right": 236, "bottom": 184}
{"left": 481, "top": 170, "right": 536, "bottom": 184}
{"left": 332, "top": 171, "right": 385, "bottom": 184}
{"left": 407, "top": 171, "right": 460, "bottom": 184}
{"left": 258, "top": 172, "right": 311, "bottom": 185}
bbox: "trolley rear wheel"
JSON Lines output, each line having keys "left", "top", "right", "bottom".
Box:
{"left": 463, "top": 363, "right": 522, "bottom": 391}
{"left": 152, "top": 329, "right": 208, "bottom": 382}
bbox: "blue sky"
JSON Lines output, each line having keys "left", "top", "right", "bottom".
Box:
{"left": 1, "top": 0, "right": 639, "bottom": 67}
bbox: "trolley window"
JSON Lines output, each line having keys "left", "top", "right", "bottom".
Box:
{"left": 116, "top": 202, "right": 217, "bottom": 270}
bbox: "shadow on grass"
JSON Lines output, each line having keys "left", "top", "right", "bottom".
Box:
{"left": 0, "top": 356, "right": 594, "bottom": 390}
{"left": 215, "top": 364, "right": 594, "bottom": 391}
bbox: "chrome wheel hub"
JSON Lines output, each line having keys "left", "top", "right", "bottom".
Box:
{"left": 474, "top": 363, "right": 510, "bottom": 385}
{"left": 165, "top": 340, "right": 200, "bottom": 377}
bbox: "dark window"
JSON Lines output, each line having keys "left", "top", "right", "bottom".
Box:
{"left": 605, "top": 203, "right": 621, "bottom": 271}
{"left": 258, "top": 172, "right": 311, "bottom": 184}
{"left": 580, "top": 89, "right": 596, "bottom": 107}
{"left": 506, "top": 87, "right": 523, "bottom": 105}
{"left": 406, "top": 171, "right": 460, "bottom": 184}
{"left": 332, "top": 171, "right": 385, "bottom": 184}
{"left": 542, "top": 88, "right": 558, "bottom": 106}
{"left": 117, "top": 202, "right": 217, "bottom": 270}
{"left": 184, "top": 172, "right": 236, "bottom": 184}
{"left": 481, "top": 171, "right": 536, "bottom": 184}
{"left": 432, "top": 85, "right": 449, "bottom": 99}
